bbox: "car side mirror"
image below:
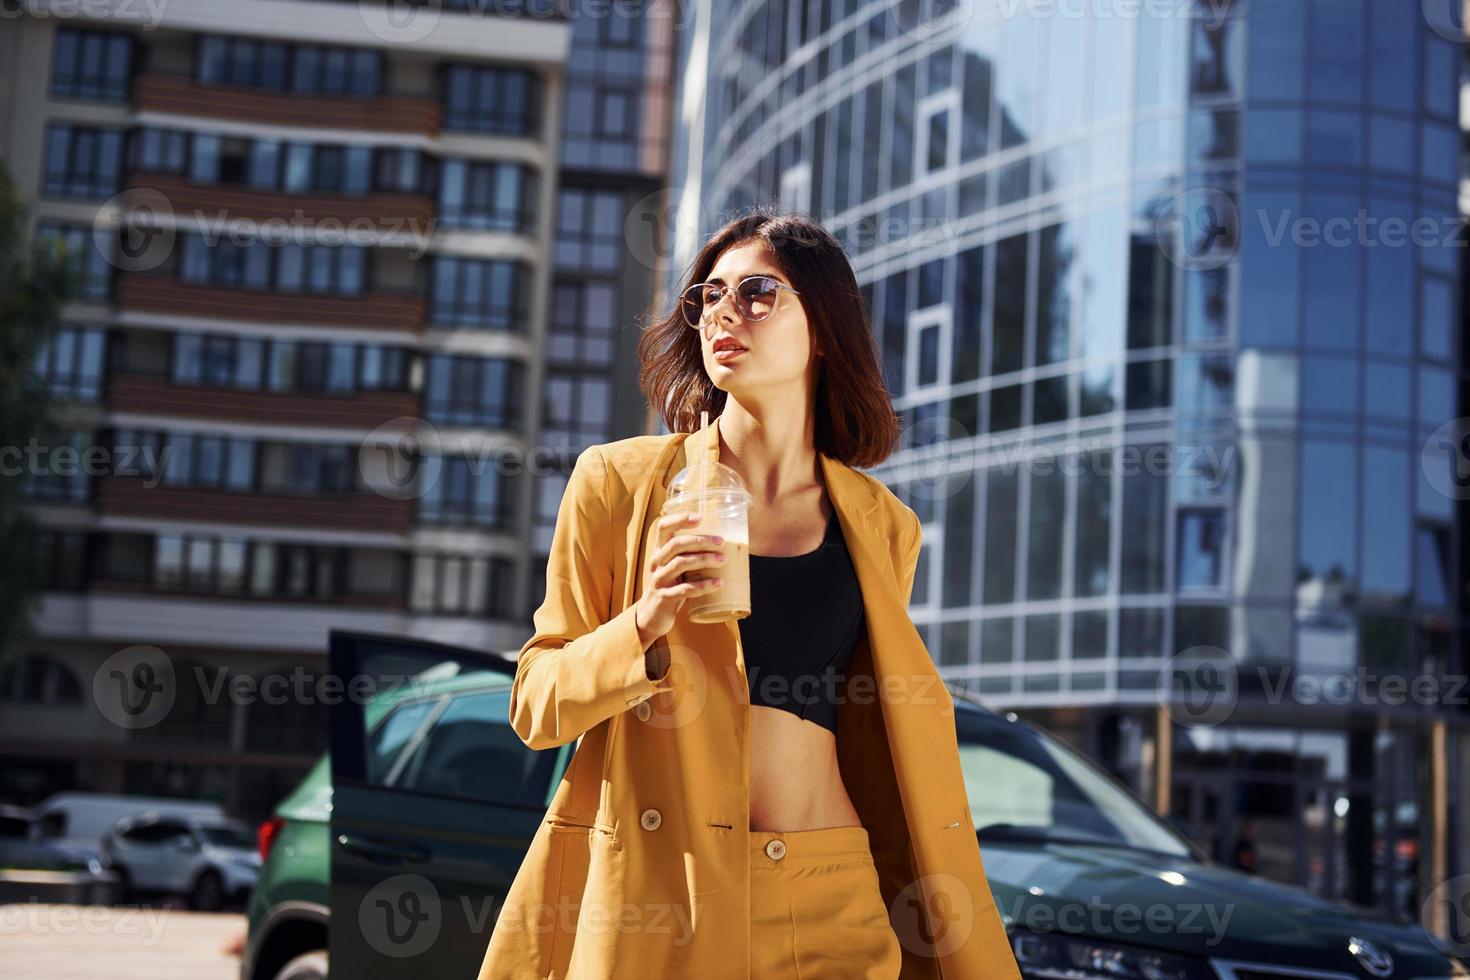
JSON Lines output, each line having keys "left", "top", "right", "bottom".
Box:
{"left": 176, "top": 836, "right": 201, "bottom": 852}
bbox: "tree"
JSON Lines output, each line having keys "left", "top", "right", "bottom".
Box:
{"left": 0, "top": 162, "right": 75, "bottom": 656}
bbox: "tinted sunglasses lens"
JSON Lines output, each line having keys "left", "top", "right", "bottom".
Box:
{"left": 739, "top": 277, "right": 781, "bottom": 320}
{"left": 682, "top": 284, "right": 713, "bottom": 327}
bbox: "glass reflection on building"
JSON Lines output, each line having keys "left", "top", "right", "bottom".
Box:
{"left": 669, "top": 0, "right": 1467, "bottom": 920}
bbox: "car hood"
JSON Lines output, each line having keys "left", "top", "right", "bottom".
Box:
{"left": 980, "top": 839, "right": 1457, "bottom": 975}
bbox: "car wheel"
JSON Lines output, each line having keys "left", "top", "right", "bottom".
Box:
{"left": 190, "top": 870, "right": 224, "bottom": 912}
{"left": 272, "top": 950, "right": 328, "bottom": 980}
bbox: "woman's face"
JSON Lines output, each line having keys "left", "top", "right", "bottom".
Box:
{"left": 695, "top": 241, "right": 817, "bottom": 399}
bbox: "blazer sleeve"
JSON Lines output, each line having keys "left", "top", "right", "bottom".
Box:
{"left": 897, "top": 508, "right": 922, "bottom": 607}
{"left": 508, "top": 445, "right": 675, "bottom": 750}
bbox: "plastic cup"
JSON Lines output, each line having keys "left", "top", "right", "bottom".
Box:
{"left": 660, "top": 459, "right": 751, "bottom": 623}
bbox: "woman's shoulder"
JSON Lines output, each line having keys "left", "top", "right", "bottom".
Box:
{"left": 577, "top": 432, "right": 685, "bottom": 491}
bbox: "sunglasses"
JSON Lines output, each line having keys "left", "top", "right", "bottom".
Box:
{"left": 680, "top": 274, "right": 801, "bottom": 330}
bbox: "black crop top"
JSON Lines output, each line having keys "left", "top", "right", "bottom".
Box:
{"left": 737, "top": 509, "right": 865, "bottom": 734}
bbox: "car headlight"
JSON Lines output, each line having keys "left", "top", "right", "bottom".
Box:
{"left": 1012, "top": 930, "right": 1216, "bottom": 980}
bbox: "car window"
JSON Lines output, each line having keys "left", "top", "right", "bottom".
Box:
{"left": 394, "top": 689, "right": 557, "bottom": 807}
{"left": 122, "top": 820, "right": 190, "bottom": 844}
{"left": 366, "top": 698, "right": 438, "bottom": 785}
{"left": 0, "top": 816, "right": 32, "bottom": 839}
{"left": 958, "top": 712, "right": 1192, "bottom": 858}
{"left": 197, "top": 825, "right": 253, "bottom": 848}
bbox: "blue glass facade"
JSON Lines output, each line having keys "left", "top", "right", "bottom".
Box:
{"left": 672, "top": 0, "right": 1467, "bottom": 916}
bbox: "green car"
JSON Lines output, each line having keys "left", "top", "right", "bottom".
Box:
{"left": 241, "top": 631, "right": 1469, "bottom": 980}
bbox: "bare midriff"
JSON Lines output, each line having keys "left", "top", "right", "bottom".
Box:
{"left": 749, "top": 703, "right": 861, "bottom": 831}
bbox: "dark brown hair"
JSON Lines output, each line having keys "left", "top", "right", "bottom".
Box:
{"left": 637, "top": 205, "right": 901, "bottom": 470}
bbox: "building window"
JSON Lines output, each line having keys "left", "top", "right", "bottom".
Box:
{"left": 429, "top": 257, "right": 530, "bottom": 329}
{"left": 438, "top": 159, "right": 538, "bottom": 232}
{"left": 257, "top": 443, "right": 359, "bottom": 496}
{"left": 178, "top": 234, "right": 367, "bottom": 296}
{"left": 42, "top": 124, "right": 125, "bottom": 199}
{"left": 419, "top": 456, "right": 512, "bottom": 528}
{"left": 542, "top": 372, "right": 612, "bottom": 449}
{"left": 153, "top": 533, "right": 248, "bottom": 594}
{"left": 548, "top": 278, "right": 616, "bottom": 366}
{"left": 196, "top": 36, "right": 382, "bottom": 97}
{"left": 410, "top": 554, "right": 514, "bottom": 617}
{"left": 425, "top": 355, "right": 523, "bottom": 429}
{"left": 19, "top": 431, "right": 92, "bottom": 504}
{"left": 34, "top": 325, "right": 106, "bottom": 401}
{"left": 554, "top": 188, "right": 622, "bottom": 272}
{"left": 111, "top": 429, "right": 255, "bottom": 492}
{"left": 441, "top": 65, "right": 540, "bottom": 135}
{"left": 130, "top": 127, "right": 189, "bottom": 174}
{"left": 34, "top": 224, "right": 112, "bottom": 302}
{"left": 51, "top": 28, "right": 133, "bottom": 101}
{"left": 0, "top": 654, "right": 84, "bottom": 705}
{"left": 1176, "top": 508, "right": 1228, "bottom": 592}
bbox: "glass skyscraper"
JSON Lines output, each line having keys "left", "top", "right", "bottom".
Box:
{"left": 669, "top": 0, "right": 1467, "bottom": 920}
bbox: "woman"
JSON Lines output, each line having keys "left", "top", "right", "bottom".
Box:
{"left": 480, "top": 208, "right": 1019, "bottom": 979}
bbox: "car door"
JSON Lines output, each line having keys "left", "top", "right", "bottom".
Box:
{"left": 328, "top": 630, "right": 571, "bottom": 979}
{"left": 114, "top": 818, "right": 182, "bottom": 890}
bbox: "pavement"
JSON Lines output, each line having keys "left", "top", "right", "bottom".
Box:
{"left": 1, "top": 902, "right": 246, "bottom": 980}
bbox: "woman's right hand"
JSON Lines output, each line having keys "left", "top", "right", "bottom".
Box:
{"left": 635, "top": 511, "right": 727, "bottom": 647}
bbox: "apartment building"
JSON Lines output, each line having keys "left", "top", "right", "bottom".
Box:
{"left": 0, "top": 0, "right": 674, "bottom": 818}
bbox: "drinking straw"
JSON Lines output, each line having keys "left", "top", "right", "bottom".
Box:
{"left": 699, "top": 410, "right": 709, "bottom": 525}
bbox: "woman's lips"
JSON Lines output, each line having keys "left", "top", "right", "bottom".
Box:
{"left": 714, "top": 346, "right": 747, "bottom": 361}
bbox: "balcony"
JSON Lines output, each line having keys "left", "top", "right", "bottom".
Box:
{"left": 107, "top": 374, "right": 421, "bottom": 429}
{"left": 126, "top": 173, "right": 436, "bottom": 232}
{"left": 118, "top": 275, "right": 426, "bottom": 332}
{"left": 134, "top": 73, "right": 441, "bottom": 136}
{"left": 97, "top": 477, "right": 415, "bottom": 534}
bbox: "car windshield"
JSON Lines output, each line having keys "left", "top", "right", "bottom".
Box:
{"left": 956, "top": 708, "right": 1193, "bottom": 859}
{"left": 197, "top": 825, "right": 253, "bottom": 848}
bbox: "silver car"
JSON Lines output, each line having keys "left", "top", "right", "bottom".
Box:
{"left": 102, "top": 811, "right": 261, "bottom": 910}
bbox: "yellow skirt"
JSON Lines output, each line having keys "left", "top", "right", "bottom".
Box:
{"left": 749, "top": 824, "right": 903, "bottom": 979}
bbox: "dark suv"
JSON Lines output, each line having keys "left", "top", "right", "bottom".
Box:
{"left": 240, "top": 631, "right": 1469, "bottom": 980}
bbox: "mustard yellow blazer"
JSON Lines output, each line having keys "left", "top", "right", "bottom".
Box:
{"left": 479, "top": 415, "right": 1021, "bottom": 979}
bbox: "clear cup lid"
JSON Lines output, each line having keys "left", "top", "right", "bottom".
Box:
{"left": 668, "top": 460, "right": 749, "bottom": 499}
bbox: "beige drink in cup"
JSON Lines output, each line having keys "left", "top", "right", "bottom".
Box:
{"left": 661, "top": 459, "right": 751, "bottom": 624}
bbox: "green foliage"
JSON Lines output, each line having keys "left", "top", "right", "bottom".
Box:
{"left": 0, "top": 163, "right": 75, "bottom": 652}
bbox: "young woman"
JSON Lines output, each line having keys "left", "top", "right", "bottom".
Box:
{"left": 479, "top": 208, "right": 1019, "bottom": 979}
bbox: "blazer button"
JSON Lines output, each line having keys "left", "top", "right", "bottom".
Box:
{"left": 640, "top": 808, "right": 662, "bottom": 831}
{"left": 633, "top": 701, "right": 652, "bottom": 722}
{"left": 764, "top": 839, "right": 786, "bottom": 861}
